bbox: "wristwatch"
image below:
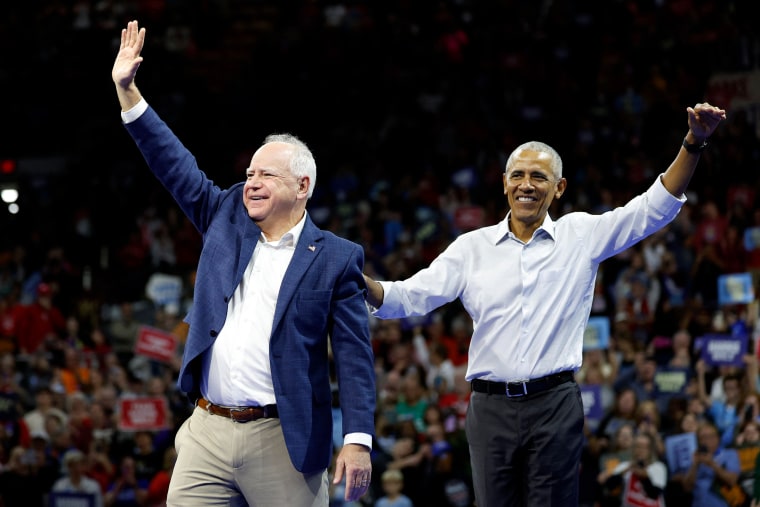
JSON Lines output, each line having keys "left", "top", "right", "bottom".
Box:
{"left": 682, "top": 137, "right": 708, "bottom": 153}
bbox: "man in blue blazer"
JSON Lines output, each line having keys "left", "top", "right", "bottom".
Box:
{"left": 112, "top": 21, "right": 376, "bottom": 506}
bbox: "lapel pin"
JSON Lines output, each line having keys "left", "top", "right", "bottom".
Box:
{"left": 308, "top": 245, "right": 316, "bottom": 252}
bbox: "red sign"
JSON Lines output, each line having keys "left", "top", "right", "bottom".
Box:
{"left": 454, "top": 205, "right": 484, "bottom": 231}
{"left": 135, "top": 326, "right": 177, "bottom": 363}
{"left": 119, "top": 397, "right": 169, "bottom": 431}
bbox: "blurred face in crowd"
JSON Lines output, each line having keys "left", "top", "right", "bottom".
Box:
{"left": 632, "top": 434, "right": 654, "bottom": 464}
{"left": 503, "top": 149, "right": 566, "bottom": 234}
{"left": 724, "top": 378, "right": 741, "bottom": 405}
{"left": 697, "top": 424, "right": 720, "bottom": 454}
{"left": 243, "top": 142, "right": 309, "bottom": 237}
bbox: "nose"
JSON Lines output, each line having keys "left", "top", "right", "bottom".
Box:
{"left": 518, "top": 178, "right": 535, "bottom": 190}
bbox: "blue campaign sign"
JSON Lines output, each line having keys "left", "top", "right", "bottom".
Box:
{"left": 717, "top": 272, "right": 755, "bottom": 306}
{"left": 49, "top": 492, "right": 95, "bottom": 507}
{"left": 653, "top": 367, "right": 690, "bottom": 395}
{"left": 580, "top": 385, "right": 603, "bottom": 428}
{"left": 583, "top": 316, "right": 610, "bottom": 351}
{"left": 700, "top": 333, "right": 747, "bottom": 367}
{"left": 665, "top": 432, "right": 697, "bottom": 474}
{"left": 744, "top": 226, "right": 760, "bottom": 251}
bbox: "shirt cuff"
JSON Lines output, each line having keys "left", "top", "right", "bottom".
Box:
{"left": 343, "top": 432, "right": 372, "bottom": 450}
{"left": 370, "top": 281, "right": 394, "bottom": 317}
{"left": 121, "top": 98, "right": 149, "bottom": 124}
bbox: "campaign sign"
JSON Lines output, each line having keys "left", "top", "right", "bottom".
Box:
{"left": 653, "top": 367, "right": 690, "bottom": 396}
{"left": 118, "top": 397, "right": 169, "bottom": 431}
{"left": 700, "top": 333, "right": 747, "bottom": 367}
{"left": 580, "top": 385, "right": 603, "bottom": 430}
{"left": 583, "top": 316, "right": 610, "bottom": 351}
{"left": 744, "top": 227, "right": 760, "bottom": 251}
{"left": 717, "top": 272, "right": 755, "bottom": 306}
{"left": 145, "top": 272, "right": 183, "bottom": 308}
{"left": 135, "top": 326, "right": 177, "bottom": 363}
{"left": 665, "top": 432, "right": 697, "bottom": 474}
{"left": 49, "top": 492, "right": 96, "bottom": 507}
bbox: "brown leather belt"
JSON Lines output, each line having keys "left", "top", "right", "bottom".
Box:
{"left": 197, "top": 398, "right": 278, "bottom": 423}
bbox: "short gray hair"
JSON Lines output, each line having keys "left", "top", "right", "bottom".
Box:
{"left": 505, "top": 141, "right": 563, "bottom": 179}
{"left": 264, "top": 133, "right": 317, "bottom": 198}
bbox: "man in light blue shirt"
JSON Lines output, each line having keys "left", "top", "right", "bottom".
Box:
{"left": 364, "top": 102, "right": 726, "bottom": 506}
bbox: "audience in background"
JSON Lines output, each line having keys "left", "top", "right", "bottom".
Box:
{"left": 1, "top": 1, "right": 760, "bottom": 506}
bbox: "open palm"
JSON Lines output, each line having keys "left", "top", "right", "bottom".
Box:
{"left": 112, "top": 20, "right": 145, "bottom": 89}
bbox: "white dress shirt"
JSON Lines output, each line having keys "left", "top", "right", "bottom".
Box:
{"left": 375, "top": 176, "right": 685, "bottom": 383}
{"left": 201, "top": 216, "right": 306, "bottom": 406}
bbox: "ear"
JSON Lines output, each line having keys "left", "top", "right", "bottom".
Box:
{"left": 555, "top": 177, "right": 567, "bottom": 199}
{"left": 297, "top": 176, "right": 310, "bottom": 198}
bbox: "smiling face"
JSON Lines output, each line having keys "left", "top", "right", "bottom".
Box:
{"left": 503, "top": 148, "right": 566, "bottom": 239}
{"left": 243, "top": 141, "right": 310, "bottom": 239}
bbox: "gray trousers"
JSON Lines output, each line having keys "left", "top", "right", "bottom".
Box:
{"left": 167, "top": 406, "right": 329, "bottom": 506}
{"left": 466, "top": 381, "right": 584, "bottom": 507}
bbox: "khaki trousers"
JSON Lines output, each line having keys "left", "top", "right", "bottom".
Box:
{"left": 168, "top": 406, "right": 329, "bottom": 506}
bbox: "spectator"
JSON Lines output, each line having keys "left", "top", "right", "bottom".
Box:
{"left": 598, "top": 432, "right": 667, "bottom": 507}
{"left": 145, "top": 446, "right": 177, "bottom": 507}
{"left": 15, "top": 283, "right": 66, "bottom": 356}
{"left": 395, "top": 371, "right": 430, "bottom": 434}
{"left": 104, "top": 455, "right": 149, "bottom": 507}
{"left": 23, "top": 385, "right": 67, "bottom": 436}
{"left": 0, "top": 445, "right": 47, "bottom": 507}
{"left": 683, "top": 421, "right": 744, "bottom": 507}
{"left": 734, "top": 420, "right": 760, "bottom": 499}
{"left": 375, "top": 468, "right": 413, "bottom": 507}
{"left": 51, "top": 448, "right": 104, "bottom": 507}
{"left": 698, "top": 363, "right": 744, "bottom": 449}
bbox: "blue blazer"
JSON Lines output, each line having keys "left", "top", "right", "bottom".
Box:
{"left": 124, "top": 106, "right": 376, "bottom": 474}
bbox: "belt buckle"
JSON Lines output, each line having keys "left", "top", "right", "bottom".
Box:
{"left": 506, "top": 380, "right": 528, "bottom": 398}
{"left": 229, "top": 407, "right": 249, "bottom": 423}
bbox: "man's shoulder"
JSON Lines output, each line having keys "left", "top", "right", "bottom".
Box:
{"left": 312, "top": 228, "right": 360, "bottom": 251}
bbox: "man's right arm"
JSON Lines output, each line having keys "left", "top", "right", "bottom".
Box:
{"left": 112, "top": 20, "right": 146, "bottom": 112}
{"left": 363, "top": 274, "right": 384, "bottom": 308}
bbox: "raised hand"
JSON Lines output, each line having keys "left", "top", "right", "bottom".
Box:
{"left": 112, "top": 20, "right": 146, "bottom": 90}
{"left": 686, "top": 102, "right": 726, "bottom": 140}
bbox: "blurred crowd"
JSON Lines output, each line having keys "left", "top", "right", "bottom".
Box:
{"left": 2, "top": 0, "right": 760, "bottom": 506}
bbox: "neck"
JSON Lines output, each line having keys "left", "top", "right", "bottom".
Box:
{"left": 258, "top": 210, "right": 305, "bottom": 242}
{"left": 509, "top": 217, "right": 540, "bottom": 242}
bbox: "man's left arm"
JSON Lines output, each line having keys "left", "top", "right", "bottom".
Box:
{"left": 660, "top": 102, "right": 726, "bottom": 197}
{"left": 329, "top": 243, "right": 376, "bottom": 501}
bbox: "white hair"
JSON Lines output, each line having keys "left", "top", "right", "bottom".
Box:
{"left": 505, "top": 141, "right": 563, "bottom": 179}
{"left": 264, "top": 133, "right": 317, "bottom": 198}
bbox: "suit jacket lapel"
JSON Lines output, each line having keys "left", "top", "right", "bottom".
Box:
{"left": 272, "top": 218, "right": 323, "bottom": 336}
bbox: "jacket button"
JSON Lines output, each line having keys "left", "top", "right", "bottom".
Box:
{"left": 210, "top": 330, "right": 218, "bottom": 337}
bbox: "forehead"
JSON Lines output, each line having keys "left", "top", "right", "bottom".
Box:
{"left": 250, "top": 142, "right": 293, "bottom": 170}
{"left": 507, "top": 149, "right": 554, "bottom": 173}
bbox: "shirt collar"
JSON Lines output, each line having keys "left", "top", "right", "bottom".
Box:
{"left": 494, "top": 211, "right": 557, "bottom": 244}
{"left": 260, "top": 212, "right": 307, "bottom": 248}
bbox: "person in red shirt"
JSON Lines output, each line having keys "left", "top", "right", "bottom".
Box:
{"left": 15, "top": 283, "right": 66, "bottom": 356}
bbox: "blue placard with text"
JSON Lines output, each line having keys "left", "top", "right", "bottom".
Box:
{"left": 583, "top": 316, "right": 610, "bottom": 351}
{"left": 717, "top": 272, "right": 754, "bottom": 306}
{"left": 665, "top": 432, "right": 697, "bottom": 474}
{"left": 700, "top": 333, "right": 747, "bottom": 367}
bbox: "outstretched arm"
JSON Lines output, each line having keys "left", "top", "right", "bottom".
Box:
{"left": 112, "top": 20, "right": 146, "bottom": 112}
{"left": 661, "top": 102, "right": 726, "bottom": 197}
{"left": 363, "top": 274, "right": 385, "bottom": 308}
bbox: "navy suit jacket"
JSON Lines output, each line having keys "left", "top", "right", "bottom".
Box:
{"left": 124, "top": 106, "right": 376, "bottom": 474}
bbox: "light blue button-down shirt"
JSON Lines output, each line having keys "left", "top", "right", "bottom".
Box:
{"left": 375, "top": 176, "right": 685, "bottom": 383}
